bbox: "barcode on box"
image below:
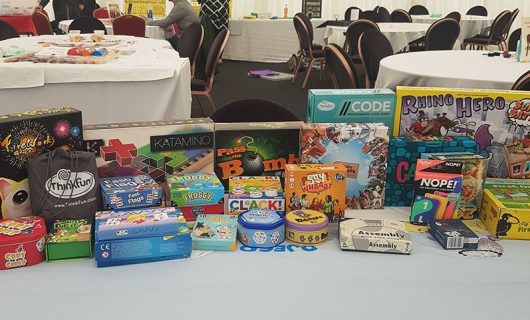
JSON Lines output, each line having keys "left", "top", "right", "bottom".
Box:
{"left": 447, "top": 236, "right": 464, "bottom": 249}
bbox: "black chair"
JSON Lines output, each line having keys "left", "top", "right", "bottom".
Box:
{"left": 345, "top": 6, "right": 362, "bottom": 21}
{"left": 292, "top": 14, "right": 325, "bottom": 88}
{"left": 177, "top": 23, "right": 204, "bottom": 78}
{"left": 210, "top": 99, "right": 300, "bottom": 122}
{"left": 344, "top": 19, "right": 380, "bottom": 63}
{"left": 296, "top": 12, "right": 322, "bottom": 50}
{"left": 508, "top": 28, "right": 521, "bottom": 51}
{"left": 425, "top": 18, "right": 460, "bottom": 50}
{"left": 463, "top": 10, "right": 511, "bottom": 50}
{"left": 359, "top": 10, "right": 380, "bottom": 23}
{"left": 324, "top": 44, "right": 361, "bottom": 89}
{"left": 358, "top": 29, "right": 393, "bottom": 88}
{"left": 504, "top": 9, "right": 520, "bottom": 47}
{"left": 0, "top": 20, "right": 19, "bottom": 40}
{"left": 68, "top": 16, "right": 107, "bottom": 34}
{"left": 445, "top": 11, "right": 461, "bottom": 23}
{"left": 391, "top": 9, "right": 412, "bottom": 23}
{"left": 512, "top": 71, "right": 530, "bottom": 91}
{"left": 409, "top": 5, "right": 429, "bottom": 15}
{"left": 377, "top": 6, "right": 391, "bottom": 23}
{"left": 466, "top": 6, "right": 488, "bottom": 16}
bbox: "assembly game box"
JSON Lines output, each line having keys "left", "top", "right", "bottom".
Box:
{"left": 300, "top": 123, "right": 389, "bottom": 210}
{"left": 99, "top": 174, "right": 162, "bottom": 211}
{"left": 0, "top": 107, "right": 83, "bottom": 219}
{"left": 228, "top": 176, "right": 285, "bottom": 215}
{"left": 191, "top": 214, "right": 238, "bottom": 251}
{"left": 46, "top": 219, "right": 92, "bottom": 261}
{"left": 429, "top": 219, "right": 479, "bottom": 250}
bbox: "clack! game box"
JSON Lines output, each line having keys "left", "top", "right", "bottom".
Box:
{"left": 228, "top": 176, "right": 285, "bottom": 215}
{"left": 99, "top": 175, "right": 162, "bottom": 211}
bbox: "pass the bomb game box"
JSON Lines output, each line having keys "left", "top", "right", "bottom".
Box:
{"left": 99, "top": 175, "right": 162, "bottom": 211}
{"left": 45, "top": 219, "right": 92, "bottom": 261}
{"left": 300, "top": 123, "right": 389, "bottom": 210}
{"left": 191, "top": 214, "right": 238, "bottom": 251}
{"left": 228, "top": 176, "right": 285, "bottom": 215}
{"left": 411, "top": 159, "right": 463, "bottom": 225}
{"left": 0, "top": 107, "right": 83, "bottom": 219}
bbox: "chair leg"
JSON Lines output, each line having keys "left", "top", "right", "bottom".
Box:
{"left": 302, "top": 59, "right": 315, "bottom": 89}
{"left": 291, "top": 54, "right": 304, "bottom": 84}
{"left": 205, "top": 93, "right": 216, "bottom": 115}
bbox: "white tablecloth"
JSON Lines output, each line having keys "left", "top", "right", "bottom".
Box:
{"left": 0, "top": 35, "right": 191, "bottom": 124}
{"left": 412, "top": 15, "right": 493, "bottom": 43}
{"left": 375, "top": 50, "right": 528, "bottom": 91}
{"left": 223, "top": 18, "right": 326, "bottom": 63}
{"left": 59, "top": 19, "right": 166, "bottom": 40}
{"left": 324, "top": 22, "right": 431, "bottom": 53}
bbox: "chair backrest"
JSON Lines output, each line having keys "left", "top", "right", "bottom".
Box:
{"left": 295, "top": 12, "right": 315, "bottom": 43}
{"left": 210, "top": 99, "right": 300, "bottom": 122}
{"left": 344, "top": 6, "right": 362, "bottom": 21}
{"left": 409, "top": 5, "right": 429, "bottom": 15}
{"left": 0, "top": 20, "right": 19, "bottom": 41}
{"left": 204, "top": 28, "right": 229, "bottom": 89}
{"left": 508, "top": 28, "right": 521, "bottom": 51}
{"left": 293, "top": 15, "right": 313, "bottom": 55}
{"left": 345, "top": 19, "right": 380, "bottom": 56}
{"left": 358, "top": 29, "right": 393, "bottom": 84}
{"left": 512, "top": 71, "right": 530, "bottom": 91}
{"left": 324, "top": 43, "right": 361, "bottom": 89}
{"left": 445, "top": 11, "right": 461, "bottom": 23}
{"left": 69, "top": 16, "right": 107, "bottom": 34}
{"left": 377, "top": 6, "right": 391, "bottom": 22}
{"left": 112, "top": 15, "right": 146, "bottom": 37}
{"left": 93, "top": 7, "right": 110, "bottom": 19}
{"left": 177, "top": 23, "right": 204, "bottom": 77}
{"left": 425, "top": 18, "right": 460, "bottom": 50}
{"left": 32, "top": 11, "right": 53, "bottom": 35}
{"left": 391, "top": 9, "right": 412, "bottom": 23}
{"left": 488, "top": 10, "right": 511, "bottom": 41}
{"left": 466, "top": 6, "right": 488, "bottom": 16}
{"left": 504, "top": 9, "right": 520, "bottom": 40}
{"left": 359, "top": 10, "right": 380, "bottom": 23}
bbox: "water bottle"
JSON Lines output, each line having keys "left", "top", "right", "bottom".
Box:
{"left": 147, "top": 4, "right": 153, "bottom": 22}
{"left": 283, "top": 4, "right": 288, "bottom": 18}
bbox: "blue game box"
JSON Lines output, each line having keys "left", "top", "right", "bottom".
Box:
{"left": 99, "top": 175, "right": 162, "bottom": 211}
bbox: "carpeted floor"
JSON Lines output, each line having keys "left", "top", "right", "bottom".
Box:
{"left": 190, "top": 60, "right": 334, "bottom": 120}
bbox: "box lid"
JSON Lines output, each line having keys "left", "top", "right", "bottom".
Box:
{"left": 47, "top": 219, "right": 91, "bottom": 244}
{"left": 0, "top": 107, "right": 80, "bottom": 124}
{"left": 0, "top": 216, "right": 47, "bottom": 246}
{"left": 238, "top": 210, "right": 284, "bottom": 230}
{"left": 214, "top": 121, "right": 303, "bottom": 130}
{"left": 167, "top": 173, "right": 224, "bottom": 206}
{"left": 229, "top": 176, "right": 283, "bottom": 195}
{"left": 83, "top": 118, "right": 213, "bottom": 130}
{"left": 285, "top": 209, "right": 328, "bottom": 231}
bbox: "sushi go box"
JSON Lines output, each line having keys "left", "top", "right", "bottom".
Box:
{"left": 429, "top": 219, "right": 479, "bottom": 250}
{"left": 45, "top": 219, "right": 92, "bottom": 261}
{"left": 192, "top": 214, "right": 238, "bottom": 251}
{"left": 0, "top": 216, "right": 47, "bottom": 270}
{"left": 99, "top": 175, "right": 162, "bottom": 211}
{"left": 228, "top": 176, "right": 285, "bottom": 215}
{"left": 238, "top": 210, "right": 285, "bottom": 248}
{"left": 166, "top": 173, "right": 225, "bottom": 221}
{"left": 339, "top": 218, "right": 412, "bottom": 254}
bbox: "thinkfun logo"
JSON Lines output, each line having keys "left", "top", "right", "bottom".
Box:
{"left": 45, "top": 169, "right": 95, "bottom": 198}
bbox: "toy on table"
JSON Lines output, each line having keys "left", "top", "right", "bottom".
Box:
{"left": 45, "top": 219, "right": 92, "bottom": 261}
{"left": 192, "top": 214, "right": 238, "bottom": 251}
{"left": 228, "top": 176, "right": 284, "bottom": 215}
{"left": 0, "top": 216, "right": 46, "bottom": 270}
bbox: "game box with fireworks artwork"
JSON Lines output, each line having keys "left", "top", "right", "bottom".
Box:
{"left": 192, "top": 214, "right": 238, "bottom": 251}
{"left": 0, "top": 216, "right": 47, "bottom": 270}
{"left": 99, "top": 175, "right": 162, "bottom": 211}
{"left": 214, "top": 121, "right": 303, "bottom": 189}
{"left": 429, "top": 219, "right": 479, "bottom": 250}
{"left": 45, "top": 219, "right": 92, "bottom": 261}
{"left": 0, "top": 107, "right": 83, "bottom": 219}
{"left": 394, "top": 86, "right": 530, "bottom": 178}
{"left": 228, "top": 176, "right": 285, "bottom": 215}
{"left": 480, "top": 179, "right": 530, "bottom": 240}
{"left": 411, "top": 159, "right": 463, "bottom": 225}
{"left": 83, "top": 119, "right": 214, "bottom": 183}
{"left": 300, "top": 123, "right": 389, "bottom": 210}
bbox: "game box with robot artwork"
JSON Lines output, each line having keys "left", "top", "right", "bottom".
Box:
{"left": 0, "top": 107, "right": 83, "bottom": 219}
{"left": 214, "top": 121, "right": 303, "bottom": 189}
{"left": 480, "top": 179, "right": 530, "bottom": 240}
{"left": 300, "top": 123, "right": 389, "bottom": 210}
{"left": 394, "top": 86, "right": 530, "bottom": 178}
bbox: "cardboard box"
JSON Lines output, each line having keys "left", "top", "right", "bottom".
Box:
{"left": 45, "top": 219, "right": 92, "bottom": 261}
{"left": 228, "top": 176, "right": 285, "bottom": 215}
{"left": 99, "top": 175, "right": 162, "bottom": 211}
{"left": 480, "top": 179, "right": 530, "bottom": 240}
{"left": 214, "top": 121, "right": 303, "bottom": 189}
{"left": 192, "top": 214, "right": 238, "bottom": 251}
{"left": 0, "top": 107, "right": 84, "bottom": 219}
{"left": 307, "top": 89, "right": 396, "bottom": 132}
{"left": 300, "top": 123, "right": 388, "bottom": 210}
{"left": 429, "top": 219, "right": 479, "bottom": 250}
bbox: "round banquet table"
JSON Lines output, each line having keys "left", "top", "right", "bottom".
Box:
{"left": 324, "top": 22, "right": 431, "bottom": 53}
{"left": 0, "top": 35, "right": 191, "bottom": 124}
{"left": 412, "top": 15, "right": 492, "bottom": 43}
{"left": 375, "top": 50, "right": 528, "bottom": 91}
{"left": 59, "top": 19, "right": 166, "bottom": 40}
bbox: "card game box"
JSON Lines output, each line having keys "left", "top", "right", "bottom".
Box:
{"left": 228, "top": 176, "right": 285, "bottom": 215}
{"left": 83, "top": 119, "right": 214, "bottom": 183}
{"left": 429, "top": 219, "right": 479, "bottom": 250}
{"left": 300, "top": 123, "right": 389, "bottom": 210}
{"left": 99, "top": 175, "right": 162, "bottom": 211}
{"left": 411, "top": 159, "right": 463, "bottom": 225}
{"left": 166, "top": 173, "right": 225, "bottom": 221}
{"left": 0, "top": 216, "right": 46, "bottom": 270}
{"left": 480, "top": 179, "right": 530, "bottom": 240}
{"left": 307, "top": 89, "right": 396, "bottom": 132}
{"left": 394, "top": 86, "right": 530, "bottom": 178}
{"left": 339, "top": 218, "right": 412, "bottom": 254}
{"left": 284, "top": 163, "right": 347, "bottom": 222}
{"left": 45, "top": 219, "right": 92, "bottom": 261}
{"left": 0, "top": 107, "right": 83, "bottom": 219}
{"left": 214, "top": 121, "right": 303, "bottom": 189}
{"left": 192, "top": 214, "right": 238, "bottom": 251}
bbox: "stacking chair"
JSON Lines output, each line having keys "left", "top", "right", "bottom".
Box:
{"left": 358, "top": 29, "right": 393, "bottom": 88}
{"left": 0, "top": 20, "right": 19, "bottom": 40}
{"left": 93, "top": 8, "right": 110, "bottom": 19}
{"left": 504, "top": 9, "right": 520, "bottom": 46}
{"left": 344, "top": 7, "right": 362, "bottom": 21}
{"left": 292, "top": 15, "right": 325, "bottom": 88}
{"left": 463, "top": 10, "right": 511, "bottom": 50}
{"left": 112, "top": 15, "right": 146, "bottom": 37}
{"left": 445, "top": 11, "right": 461, "bottom": 23}
{"left": 466, "top": 6, "right": 488, "bottom": 16}
{"left": 296, "top": 12, "right": 322, "bottom": 50}
{"left": 512, "top": 71, "right": 530, "bottom": 91}
{"left": 359, "top": 10, "right": 380, "bottom": 23}
{"left": 32, "top": 11, "right": 53, "bottom": 35}
{"left": 324, "top": 44, "right": 361, "bottom": 89}
{"left": 177, "top": 23, "right": 204, "bottom": 78}
{"left": 210, "top": 99, "right": 300, "bottom": 122}
{"left": 508, "top": 28, "right": 521, "bottom": 51}
{"left": 377, "top": 6, "right": 392, "bottom": 23}
{"left": 69, "top": 16, "right": 107, "bottom": 34}
{"left": 344, "top": 19, "right": 380, "bottom": 63}
{"left": 191, "top": 29, "right": 229, "bottom": 116}
{"left": 391, "top": 9, "right": 412, "bottom": 23}
{"left": 409, "top": 5, "right": 429, "bottom": 15}
{"left": 425, "top": 18, "right": 460, "bottom": 50}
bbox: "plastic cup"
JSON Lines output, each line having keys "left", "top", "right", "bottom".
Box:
{"left": 91, "top": 30, "right": 105, "bottom": 43}
{"left": 68, "top": 30, "right": 81, "bottom": 43}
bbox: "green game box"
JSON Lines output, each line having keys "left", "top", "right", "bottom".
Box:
{"left": 45, "top": 219, "right": 92, "bottom": 261}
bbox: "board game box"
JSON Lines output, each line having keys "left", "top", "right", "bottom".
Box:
{"left": 300, "top": 123, "right": 389, "bottom": 210}
{"left": 0, "top": 107, "right": 83, "bottom": 219}
{"left": 192, "top": 214, "right": 238, "bottom": 251}
{"left": 307, "top": 89, "right": 396, "bottom": 132}
{"left": 394, "top": 86, "right": 530, "bottom": 178}
{"left": 228, "top": 176, "right": 285, "bottom": 215}
{"left": 45, "top": 219, "right": 92, "bottom": 261}
{"left": 429, "top": 219, "right": 479, "bottom": 250}
{"left": 214, "top": 121, "right": 303, "bottom": 189}
{"left": 99, "top": 175, "right": 162, "bottom": 211}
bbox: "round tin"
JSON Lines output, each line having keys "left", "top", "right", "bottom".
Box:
{"left": 237, "top": 210, "right": 285, "bottom": 248}
{"left": 0, "top": 216, "right": 46, "bottom": 270}
{"left": 285, "top": 209, "right": 329, "bottom": 245}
